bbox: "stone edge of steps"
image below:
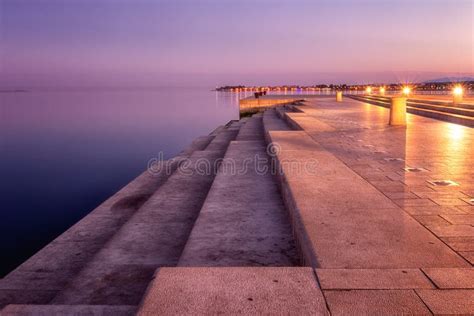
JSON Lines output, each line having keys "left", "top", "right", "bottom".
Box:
{"left": 48, "top": 122, "right": 242, "bottom": 306}
{"left": 0, "top": 121, "right": 237, "bottom": 309}
{"left": 0, "top": 304, "right": 137, "bottom": 316}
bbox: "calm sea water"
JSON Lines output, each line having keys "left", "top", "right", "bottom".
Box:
{"left": 0, "top": 88, "right": 241, "bottom": 276}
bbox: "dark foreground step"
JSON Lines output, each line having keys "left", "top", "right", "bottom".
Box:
{"left": 0, "top": 135, "right": 215, "bottom": 309}
{"left": 178, "top": 115, "right": 299, "bottom": 267}
{"left": 1, "top": 304, "right": 136, "bottom": 316}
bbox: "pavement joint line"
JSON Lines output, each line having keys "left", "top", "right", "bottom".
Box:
{"left": 413, "top": 288, "right": 436, "bottom": 315}
{"left": 311, "top": 269, "right": 332, "bottom": 314}
{"left": 419, "top": 268, "right": 440, "bottom": 290}
{"left": 422, "top": 224, "right": 474, "bottom": 262}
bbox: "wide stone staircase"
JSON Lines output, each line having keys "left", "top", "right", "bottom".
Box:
{"left": 0, "top": 112, "right": 306, "bottom": 315}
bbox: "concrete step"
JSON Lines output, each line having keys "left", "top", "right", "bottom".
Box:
{"left": 366, "top": 94, "right": 474, "bottom": 110}
{"left": 178, "top": 115, "right": 299, "bottom": 267}
{"left": 407, "top": 106, "right": 474, "bottom": 127}
{"left": 360, "top": 95, "right": 474, "bottom": 117}
{"left": 349, "top": 95, "right": 474, "bottom": 127}
{"left": 408, "top": 101, "right": 474, "bottom": 117}
{"left": 1, "top": 304, "right": 136, "bottom": 316}
{"left": 137, "top": 267, "right": 329, "bottom": 315}
{"left": 235, "top": 114, "right": 265, "bottom": 141}
{"left": 275, "top": 105, "right": 292, "bottom": 119}
{"left": 270, "top": 111, "right": 470, "bottom": 269}
{"left": 0, "top": 135, "right": 215, "bottom": 309}
{"left": 263, "top": 108, "right": 291, "bottom": 132}
{"left": 177, "top": 142, "right": 299, "bottom": 267}
{"left": 47, "top": 125, "right": 240, "bottom": 306}
{"left": 205, "top": 127, "right": 242, "bottom": 153}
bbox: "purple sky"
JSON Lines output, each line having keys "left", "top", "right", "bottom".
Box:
{"left": 1, "top": 0, "right": 473, "bottom": 88}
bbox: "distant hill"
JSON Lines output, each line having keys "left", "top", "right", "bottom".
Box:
{"left": 423, "top": 77, "right": 474, "bottom": 83}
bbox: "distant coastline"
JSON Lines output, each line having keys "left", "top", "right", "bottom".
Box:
{"left": 215, "top": 80, "right": 474, "bottom": 93}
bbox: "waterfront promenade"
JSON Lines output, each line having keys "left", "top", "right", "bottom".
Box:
{"left": 1, "top": 97, "right": 473, "bottom": 315}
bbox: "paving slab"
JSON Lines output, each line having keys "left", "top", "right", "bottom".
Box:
{"left": 1, "top": 304, "right": 136, "bottom": 316}
{"left": 316, "top": 269, "right": 434, "bottom": 289}
{"left": 137, "top": 267, "right": 329, "bottom": 315}
{"left": 457, "top": 205, "right": 474, "bottom": 213}
{"left": 440, "top": 214, "right": 474, "bottom": 225}
{"left": 412, "top": 215, "right": 451, "bottom": 226}
{"left": 423, "top": 268, "right": 474, "bottom": 288}
{"left": 403, "top": 206, "right": 468, "bottom": 216}
{"left": 426, "top": 224, "right": 474, "bottom": 237}
{"left": 416, "top": 289, "right": 474, "bottom": 315}
{"left": 268, "top": 129, "right": 468, "bottom": 268}
{"left": 324, "top": 289, "right": 431, "bottom": 315}
{"left": 441, "top": 236, "right": 474, "bottom": 251}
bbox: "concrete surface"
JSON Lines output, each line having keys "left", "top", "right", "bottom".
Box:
{"left": 416, "top": 289, "right": 474, "bottom": 315}
{"left": 268, "top": 128, "right": 468, "bottom": 268}
{"left": 316, "top": 269, "right": 434, "bottom": 289}
{"left": 422, "top": 268, "right": 474, "bottom": 288}
{"left": 137, "top": 267, "right": 329, "bottom": 315}
{"left": 324, "top": 290, "right": 431, "bottom": 315}
{"left": 289, "top": 97, "right": 474, "bottom": 265}
{"left": 178, "top": 116, "right": 298, "bottom": 267}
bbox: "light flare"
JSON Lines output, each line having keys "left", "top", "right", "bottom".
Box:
{"left": 402, "top": 86, "right": 411, "bottom": 96}
{"left": 453, "top": 86, "right": 463, "bottom": 96}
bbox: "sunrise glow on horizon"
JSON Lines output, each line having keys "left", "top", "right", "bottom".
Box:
{"left": 1, "top": 0, "right": 473, "bottom": 88}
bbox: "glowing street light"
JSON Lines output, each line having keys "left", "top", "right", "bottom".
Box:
{"left": 402, "top": 86, "right": 411, "bottom": 96}
{"left": 366, "top": 87, "right": 372, "bottom": 94}
{"left": 453, "top": 85, "right": 463, "bottom": 104}
{"left": 379, "top": 87, "right": 386, "bottom": 95}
